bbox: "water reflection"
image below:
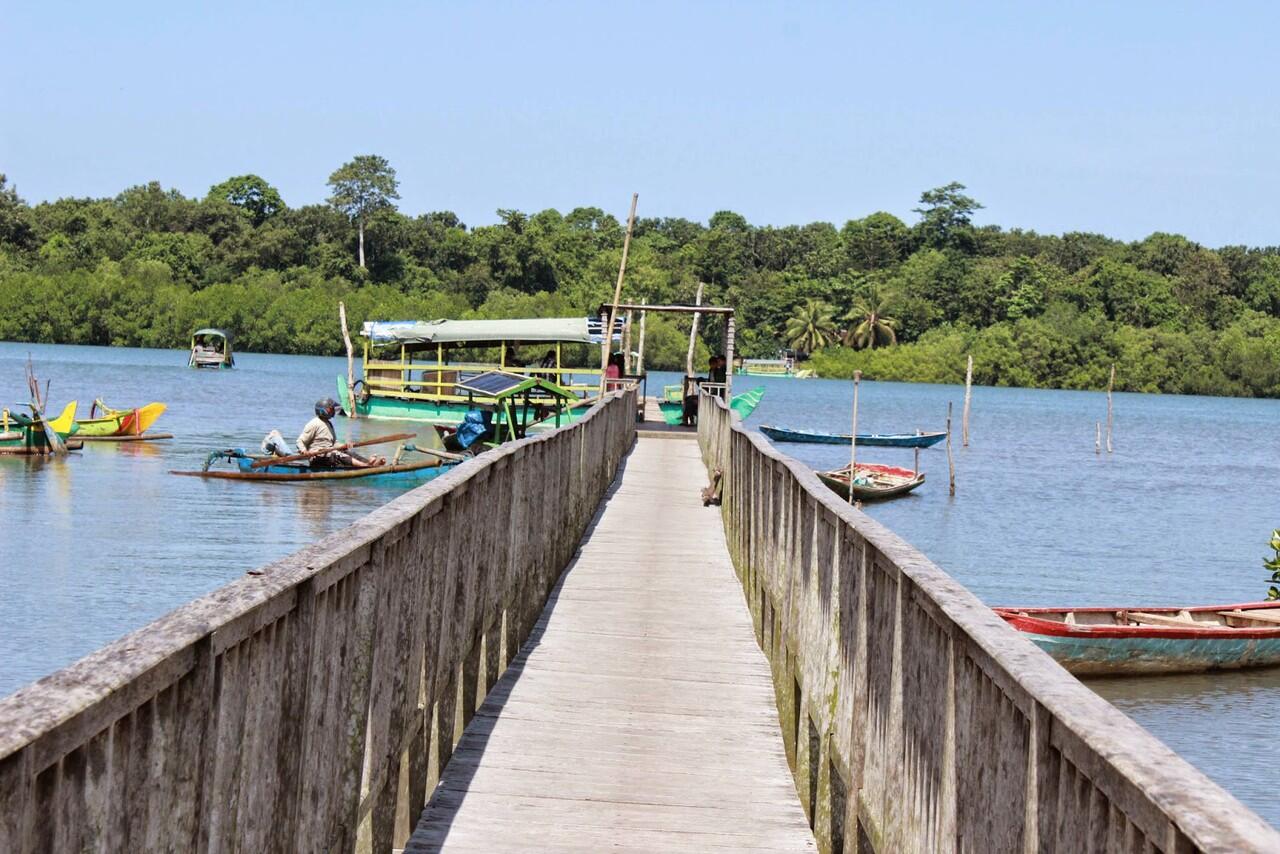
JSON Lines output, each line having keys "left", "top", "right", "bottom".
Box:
{"left": 1089, "top": 669, "right": 1280, "bottom": 825}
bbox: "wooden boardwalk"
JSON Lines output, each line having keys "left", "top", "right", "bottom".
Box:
{"left": 405, "top": 437, "right": 816, "bottom": 853}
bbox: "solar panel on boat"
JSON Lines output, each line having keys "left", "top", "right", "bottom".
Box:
{"left": 455, "top": 370, "right": 527, "bottom": 396}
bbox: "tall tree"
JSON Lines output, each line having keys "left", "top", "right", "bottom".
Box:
{"left": 784, "top": 300, "right": 837, "bottom": 354}
{"left": 327, "top": 155, "right": 400, "bottom": 268}
{"left": 913, "top": 182, "right": 982, "bottom": 250}
{"left": 844, "top": 286, "right": 899, "bottom": 349}
{"left": 207, "top": 175, "right": 285, "bottom": 226}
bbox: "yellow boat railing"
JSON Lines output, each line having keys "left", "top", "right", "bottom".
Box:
{"left": 361, "top": 355, "right": 604, "bottom": 404}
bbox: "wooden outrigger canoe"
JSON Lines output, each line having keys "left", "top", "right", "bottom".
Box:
{"left": 994, "top": 602, "right": 1280, "bottom": 676}
{"left": 817, "top": 463, "right": 924, "bottom": 501}
{"left": 0, "top": 402, "right": 82, "bottom": 455}
{"left": 76, "top": 400, "right": 167, "bottom": 438}
{"left": 171, "top": 449, "right": 455, "bottom": 484}
{"left": 761, "top": 425, "right": 946, "bottom": 447}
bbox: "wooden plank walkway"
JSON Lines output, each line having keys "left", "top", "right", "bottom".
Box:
{"left": 405, "top": 437, "right": 816, "bottom": 853}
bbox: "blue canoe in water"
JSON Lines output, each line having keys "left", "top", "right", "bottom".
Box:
{"left": 995, "top": 602, "right": 1280, "bottom": 676}
{"left": 760, "top": 425, "right": 947, "bottom": 447}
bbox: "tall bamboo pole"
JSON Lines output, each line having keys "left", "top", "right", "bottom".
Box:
{"left": 685, "top": 282, "right": 704, "bottom": 377}
{"left": 1106, "top": 364, "right": 1115, "bottom": 453}
{"left": 962, "top": 354, "right": 973, "bottom": 447}
{"left": 848, "top": 371, "right": 861, "bottom": 504}
{"left": 339, "top": 301, "right": 357, "bottom": 419}
{"left": 600, "top": 193, "right": 639, "bottom": 395}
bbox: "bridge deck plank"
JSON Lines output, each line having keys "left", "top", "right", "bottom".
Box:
{"left": 405, "top": 437, "right": 815, "bottom": 852}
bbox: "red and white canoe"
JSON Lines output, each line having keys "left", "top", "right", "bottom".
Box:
{"left": 817, "top": 463, "right": 924, "bottom": 501}
{"left": 995, "top": 601, "right": 1280, "bottom": 676}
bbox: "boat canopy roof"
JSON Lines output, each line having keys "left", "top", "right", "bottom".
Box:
{"left": 192, "top": 328, "right": 231, "bottom": 340}
{"left": 361, "top": 317, "right": 600, "bottom": 345}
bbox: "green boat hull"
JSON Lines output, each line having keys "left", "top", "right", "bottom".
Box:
{"left": 657, "top": 387, "right": 766, "bottom": 426}
{"left": 335, "top": 378, "right": 584, "bottom": 431}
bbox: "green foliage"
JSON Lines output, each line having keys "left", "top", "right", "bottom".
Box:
{"left": 3, "top": 168, "right": 1280, "bottom": 397}
{"left": 844, "top": 285, "right": 898, "bottom": 349}
{"left": 784, "top": 300, "right": 838, "bottom": 354}
{"left": 327, "top": 154, "right": 401, "bottom": 268}
{"left": 1264, "top": 530, "right": 1280, "bottom": 600}
{"left": 207, "top": 175, "right": 285, "bottom": 226}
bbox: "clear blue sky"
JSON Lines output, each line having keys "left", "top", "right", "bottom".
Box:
{"left": 3, "top": 1, "right": 1276, "bottom": 246}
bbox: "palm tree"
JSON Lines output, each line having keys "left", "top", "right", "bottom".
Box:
{"left": 844, "top": 286, "right": 899, "bottom": 350}
{"left": 784, "top": 300, "right": 838, "bottom": 355}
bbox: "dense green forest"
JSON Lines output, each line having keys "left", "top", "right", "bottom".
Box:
{"left": 3, "top": 158, "right": 1280, "bottom": 396}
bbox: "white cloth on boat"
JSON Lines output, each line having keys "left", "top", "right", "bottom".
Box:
{"left": 261, "top": 429, "right": 292, "bottom": 456}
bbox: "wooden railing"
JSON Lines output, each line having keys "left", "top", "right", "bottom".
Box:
{"left": 697, "top": 393, "right": 1279, "bottom": 852}
{"left": 0, "top": 390, "right": 637, "bottom": 853}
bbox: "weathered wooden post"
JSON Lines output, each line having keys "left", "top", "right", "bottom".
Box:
{"left": 962, "top": 354, "right": 973, "bottom": 447}
{"left": 1096, "top": 421, "right": 1101, "bottom": 454}
{"left": 636, "top": 299, "right": 647, "bottom": 374}
{"left": 340, "top": 301, "right": 358, "bottom": 419}
{"left": 1106, "top": 363, "right": 1115, "bottom": 453}
{"left": 848, "top": 370, "right": 861, "bottom": 504}
{"left": 600, "top": 192, "right": 639, "bottom": 395}
{"left": 622, "top": 311, "right": 633, "bottom": 375}
{"left": 686, "top": 282, "right": 704, "bottom": 377}
{"left": 946, "top": 401, "right": 956, "bottom": 496}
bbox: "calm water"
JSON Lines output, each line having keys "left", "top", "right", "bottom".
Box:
{"left": 2, "top": 345, "right": 1278, "bottom": 825}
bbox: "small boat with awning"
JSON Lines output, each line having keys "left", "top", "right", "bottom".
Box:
{"left": 994, "top": 602, "right": 1280, "bottom": 676}
{"left": 189, "top": 328, "right": 235, "bottom": 369}
{"left": 338, "top": 317, "right": 616, "bottom": 426}
{"left": 817, "top": 463, "right": 924, "bottom": 501}
{"left": 761, "top": 425, "right": 946, "bottom": 447}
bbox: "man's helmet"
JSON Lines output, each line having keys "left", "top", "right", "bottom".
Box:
{"left": 315, "top": 397, "right": 340, "bottom": 417}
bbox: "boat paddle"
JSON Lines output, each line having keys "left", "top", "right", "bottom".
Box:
{"left": 251, "top": 432, "right": 415, "bottom": 468}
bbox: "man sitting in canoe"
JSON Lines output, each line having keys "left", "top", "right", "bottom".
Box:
{"left": 294, "top": 398, "right": 385, "bottom": 468}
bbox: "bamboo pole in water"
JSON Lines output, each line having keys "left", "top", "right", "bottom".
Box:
{"left": 947, "top": 402, "right": 956, "bottom": 496}
{"left": 848, "top": 371, "right": 861, "bottom": 504}
{"left": 339, "top": 301, "right": 357, "bottom": 419}
{"left": 601, "top": 193, "right": 639, "bottom": 395}
{"left": 962, "top": 354, "right": 973, "bottom": 447}
{"left": 1096, "top": 422, "right": 1101, "bottom": 454}
{"left": 1106, "top": 364, "right": 1115, "bottom": 453}
{"left": 686, "top": 283, "right": 704, "bottom": 377}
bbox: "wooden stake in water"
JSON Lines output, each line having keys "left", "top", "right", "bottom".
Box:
{"left": 848, "top": 370, "right": 861, "bottom": 504}
{"left": 1106, "top": 364, "right": 1115, "bottom": 454}
{"left": 946, "top": 402, "right": 956, "bottom": 496}
{"left": 339, "top": 301, "right": 357, "bottom": 419}
{"left": 914, "top": 428, "right": 921, "bottom": 475}
{"left": 1095, "top": 421, "right": 1101, "bottom": 454}
{"left": 962, "top": 354, "right": 973, "bottom": 447}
